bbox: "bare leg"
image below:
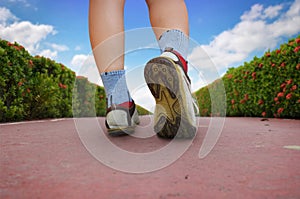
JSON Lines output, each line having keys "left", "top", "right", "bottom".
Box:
{"left": 89, "top": 0, "right": 133, "bottom": 109}
{"left": 89, "top": 0, "right": 125, "bottom": 73}
{"left": 146, "top": 0, "right": 189, "bottom": 40}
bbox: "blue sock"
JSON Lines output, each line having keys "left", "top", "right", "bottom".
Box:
{"left": 158, "top": 29, "right": 189, "bottom": 59}
{"left": 100, "top": 70, "right": 132, "bottom": 108}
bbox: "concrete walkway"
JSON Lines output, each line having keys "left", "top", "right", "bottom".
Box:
{"left": 1, "top": 117, "right": 300, "bottom": 199}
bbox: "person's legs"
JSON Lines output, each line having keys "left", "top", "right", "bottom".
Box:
{"left": 89, "top": 0, "right": 139, "bottom": 136}
{"left": 145, "top": 0, "right": 198, "bottom": 138}
{"left": 89, "top": 0, "right": 125, "bottom": 73}
{"left": 146, "top": 0, "right": 189, "bottom": 39}
{"left": 146, "top": 0, "right": 189, "bottom": 58}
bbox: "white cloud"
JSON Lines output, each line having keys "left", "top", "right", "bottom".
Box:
{"left": 241, "top": 4, "right": 283, "bottom": 21}
{"left": 0, "top": 7, "right": 68, "bottom": 60}
{"left": 39, "top": 49, "right": 57, "bottom": 59}
{"left": 48, "top": 43, "right": 69, "bottom": 52}
{"left": 0, "top": 20, "right": 55, "bottom": 54}
{"left": 286, "top": 0, "right": 300, "bottom": 16}
{"left": 0, "top": 7, "right": 54, "bottom": 53}
{"left": 71, "top": 54, "right": 89, "bottom": 69}
{"left": 188, "top": 0, "right": 300, "bottom": 78}
{"left": 241, "top": 4, "right": 264, "bottom": 21}
{"left": 37, "top": 43, "right": 69, "bottom": 59}
{"left": 263, "top": 5, "right": 283, "bottom": 19}
{"left": 0, "top": 7, "right": 18, "bottom": 25}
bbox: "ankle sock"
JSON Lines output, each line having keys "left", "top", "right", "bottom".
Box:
{"left": 158, "top": 29, "right": 189, "bottom": 60}
{"left": 100, "top": 70, "right": 132, "bottom": 108}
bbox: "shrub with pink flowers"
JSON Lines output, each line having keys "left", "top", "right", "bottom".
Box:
{"left": 196, "top": 35, "right": 300, "bottom": 118}
{"left": 0, "top": 39, "right": 76, "bottom": 122}
{"left": 0, "top": 39, "right": 149, "bottom": 122}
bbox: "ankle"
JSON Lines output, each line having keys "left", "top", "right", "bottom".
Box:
{"left": 100, "top": 70, "right": 133, "bottom": 108}
{"left": 161, "top": 48, "right": 188, "bottom": 73}
{"left": 158, "top": 29, "right": 189, "bottom": 60}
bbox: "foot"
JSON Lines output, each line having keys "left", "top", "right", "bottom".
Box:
{"left": 144, "top": 48, "right": 198, "bottom": 139}
{"left": 105, "top": 101, "right": 140, "bottom": 136}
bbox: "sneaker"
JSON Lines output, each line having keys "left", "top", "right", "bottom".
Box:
{"left": 105, "top": 101, "right": 140, "bottom": 136}
{"left": 144, "top": 48, "right": 198, "bottom": 138}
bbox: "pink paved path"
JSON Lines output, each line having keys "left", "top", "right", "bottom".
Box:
{"left": 1, "top": 117, "right": 300, "bottom": 199}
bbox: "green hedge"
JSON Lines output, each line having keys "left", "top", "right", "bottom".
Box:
{"left": 0, "top": 41, "right": 31, "bottom": 121}
{"left": 72, "top": 76, "right": 104, "bottom": 117}
{"left": 195, "top": 35, "right": 300, "bottom": 118}
{"left": 0, "top": 40, "right": 76, "bottom": 122}
{"left": 0, "top": 39, "right": 108, "bottom": 122}
{"left": 0, "top": 39, "right": 149, "bottom": 122}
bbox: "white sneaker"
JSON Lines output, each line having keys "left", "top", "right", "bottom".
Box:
{"left": 105, "top": 101, "right": 140, "bottom": 136}
{"left": 144, "top": 48, "right": 198, "bottom": 138}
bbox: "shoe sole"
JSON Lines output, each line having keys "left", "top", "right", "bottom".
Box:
{"left": 108, "top": 126, "right": 135, "bottom": 137}
{"left": 144, "top": 57, "right": 197, "bottom": 139}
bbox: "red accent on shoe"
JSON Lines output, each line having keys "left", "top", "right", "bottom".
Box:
{"left": 117, "top": 101, "right": 134, "bottom": 108}
{"left": 171, "top": 50, "right": 188, "bottom": 73}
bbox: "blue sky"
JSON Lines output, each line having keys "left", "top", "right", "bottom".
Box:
{"left": 1, "top": 0, "right": 300, "bottom": 110}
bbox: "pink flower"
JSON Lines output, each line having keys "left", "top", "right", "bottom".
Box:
{"left": 258, "top": 99, "right": 264, "bottom": 105}
{"left": 59, "top": 83, "right": 67, "bottom": 89}
{"left": 286, "top": 93, "right": 292, "bottom": 100}
{"left": 226, "top": 74, "right": 233, "bottom": 79}
{"left": 280, "top": 83, "right": 286, "bottom": 89}
{"left": 262, "top": 112, "right": 266, "bottom": 117}
{"left": 291, "top": 85, "right": 297, "bottom": 91}
{"left": 7, "top": 41, "right": 13, "bottom": 46}
{"left": 231, "top": 99, "right": 235, "bottom": 105}
{"left": 286, "top": 79, "right": 293, "bottom": 85}
{"left": 61, "top": 64, "right": 65, "bottom": 70}
{"left": 294, "top": 46, "right": 300, "bottom": 53}
{"left": 277, "top": 108, "right": 284, "bottom": 115}
{"left": 277, "top": 92, "right": 284, "bottom": 98}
